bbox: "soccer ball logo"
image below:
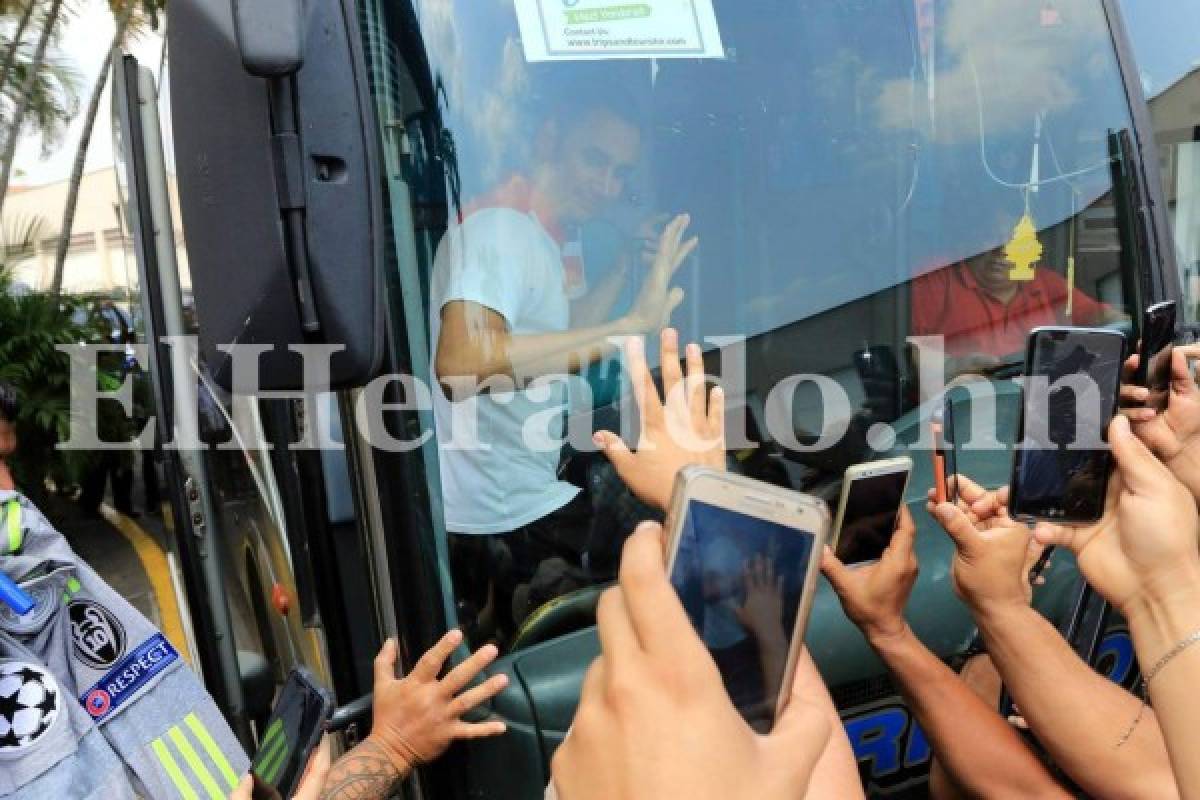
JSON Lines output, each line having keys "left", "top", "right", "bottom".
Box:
{"left": 0, "top": 661, "right": 59, "bottom": 750}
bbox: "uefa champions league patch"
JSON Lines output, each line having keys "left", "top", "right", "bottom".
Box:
{"left": 0, "top": 662, "right": 60, "bottom": 752}
{"left": 79, "top": 634, "right": 178, "bottom": 723}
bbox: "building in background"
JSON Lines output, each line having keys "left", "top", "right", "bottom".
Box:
{"left": 3, "top": 166, "right": 189, "bottom": 295}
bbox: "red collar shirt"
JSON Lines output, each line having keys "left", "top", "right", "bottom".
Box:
{"left": 911, "top": 263, "right": 1110, "bottom": 358}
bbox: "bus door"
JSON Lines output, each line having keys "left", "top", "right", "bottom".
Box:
{"left": 113, "top": 52, "right": 381, "bottom": 750}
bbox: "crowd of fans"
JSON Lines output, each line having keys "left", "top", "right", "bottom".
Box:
{"left": 214, "top": 328, "right": 1200, "bottom": 799}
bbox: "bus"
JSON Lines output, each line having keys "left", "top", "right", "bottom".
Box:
{"left": 110, "top": 0, "right": 1200, "bottom": 796}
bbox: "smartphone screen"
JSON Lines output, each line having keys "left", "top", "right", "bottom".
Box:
{"left": 251, "top": 670, "right": 332, "bottom": 800}
{"left": 1137, "top": 301, "right": 1176, "bottom": 411}
{"left": 670, "top": 499, "right": 816, "bottom": 730}
{"left": 1010, "top": 328, "right": 1124, "bottom": 522}
{"left": 835, "top": 470, "right": 909, "bottom": 565}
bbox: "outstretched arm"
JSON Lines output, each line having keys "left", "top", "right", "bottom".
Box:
{"left": 869, "top": 623, "right": 1068, "bottom": 799}
{"left": 823, "top": 509, "right": 1068, "bottom": 799}
{"left": 969, "top": 601, "right": 1175, "bottom": 800}
{"left": 321, "top": 632, "right": 509, "bottom": 800}
{"left": 436, "top": 215, "right": 694, "bottom": 395}
{"left": 790, "top": 651, "right": 865, "bottom": 800}
{"left": 933, "top": 467, "right": 1179, "bottom": 800}
{"left": 1029, "top": 415, "right": 1200, "bottom": 799}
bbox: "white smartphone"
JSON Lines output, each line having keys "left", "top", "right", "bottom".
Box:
{"left": 831, "top": 457, "right": 912, "bottom": 566}
{"left": 664, "top": 467, "right": 830, "bottom": 731}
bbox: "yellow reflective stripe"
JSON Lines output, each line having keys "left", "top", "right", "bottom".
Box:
{"left": 6, "top": 500, "right": 20, "bottom": 554}
{"left": 168, "top": 726, "right": 226, "bottom": 800}
{"left": 152, "top": 738, "right": 199, "bottom": 800}
{"left": 261, "top": 718, "right": 283, "bottom": 749}
{"left": 259, "top": 730, "right": 291, "bottom": 785}
{"left": 184, "top": 712, "right": 239, "bottom": 790}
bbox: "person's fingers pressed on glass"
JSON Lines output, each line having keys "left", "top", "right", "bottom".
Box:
{"left": 366, "top": 631, "right": 509, "bottom": 775}
{"left": 593, "top": 329, "right": 725, "bottom": 512}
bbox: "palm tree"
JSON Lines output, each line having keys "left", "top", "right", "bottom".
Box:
{"left": 0, "top": 0, "right": 37, "bottom": 93}
{"left": 50, "top": 0, "right": 161, "bottom": 293}
{"left": 2, "top": 48, "right": 79, "bottom": 154}
{"left": 0, "top": 0, "right": 67, "bottom": 216}
{"left": 0, "top": 219, "right": 126, "bottom": 507}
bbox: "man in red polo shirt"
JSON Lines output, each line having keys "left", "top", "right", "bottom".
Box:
{"left": 911, "top": 245, "right": 1122, "bottom": 377}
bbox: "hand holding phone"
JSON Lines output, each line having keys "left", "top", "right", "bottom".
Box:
{"left": 550, "top": 521, "right": 832, "bottom": 800}
{"left": 251, "top": 669, "right": 334, "bottom": 800}
{"left": 664, "top": 467, "right": 829, "bottom": 730}
{"left": 831, "top": 457, "right": 912, "bottom": 566}
{"left": 822, "top": 506, "right": 919, "bottom": 643}
{"left": 234, "top": 739, "right": 330, "bottom": 800}
{"left": 1134, "top": 301, "right": 1176, "bottom": 412}
{"left": 1009, "top": 327, "right": 1125, "bottom": 523}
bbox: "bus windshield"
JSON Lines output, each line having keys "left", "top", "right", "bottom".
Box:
{"left": 362, "top": 0, "right": 1141, "bottom": 648}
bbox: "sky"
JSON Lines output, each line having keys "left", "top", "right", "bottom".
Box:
{"left": 10, "top": 0, "right": 164, "bottom": 188}
{"left": 10, "top": 0, "right": 1200, "bottom": 190}
{"left": 1118, "top": 0, "right": 1200, "bottom": 98}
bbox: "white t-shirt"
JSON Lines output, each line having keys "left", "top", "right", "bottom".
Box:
{"left": 429, "top": 207, "right": 582, "bottom": 534}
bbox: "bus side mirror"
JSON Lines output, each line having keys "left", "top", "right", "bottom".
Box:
{"left": 169, "top": 0, "right": 385, "bottom": 392}
{"left": 232, "top": 0, "right": 304, "bottom": 77}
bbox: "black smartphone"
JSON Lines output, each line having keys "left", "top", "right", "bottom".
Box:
{"left": 1135, "top": 301, "right": 1176, "bottom": 412}
{"left": 832, "top": 457, "right": 913, "bottom": 566}
{"left": 943, "top": 393, "right": 960, "bottom": 505}
{"left": 251, "top": 669, "right": 335, "bottom": 800}
{"left": 1009, "top": 327, "right": 1125, "bottom": 523}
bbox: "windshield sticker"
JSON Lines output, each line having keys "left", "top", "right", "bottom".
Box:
{"left": 514, "top": 0, "right": 724, "bottom": 62}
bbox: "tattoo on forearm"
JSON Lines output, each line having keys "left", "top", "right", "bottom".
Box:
{"left": 319, "top": 739, "right": 403, "bottom": 800}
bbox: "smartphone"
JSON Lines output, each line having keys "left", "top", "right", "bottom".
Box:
{"left": 1135, "top": 301, "right": 1176, "bottom": 412}
{"left": 942, "top": 393, "right": 960, "bottom": 505}
{"left": 664, "top": 467, "right": 829, "bottom": 732}
{"left": 1009, "top": 327, "right": 1125, "bottom": 523}
{"left": 853, "top": 345, "right": 901, "bottom": 420}
{"left": 831, "top": 457, "right": 913, "bottom": 566}
{"left": 251, "top": 669, "right": 335, "bottom": 800}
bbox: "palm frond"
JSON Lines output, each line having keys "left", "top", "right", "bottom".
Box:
{"left": 0, "top": 212, "right": 44, "bottom": 265}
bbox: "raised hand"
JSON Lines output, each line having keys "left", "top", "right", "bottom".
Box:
{"left": 366, "top": 632, "right": 508, "bottom": 773}
{"left": 594, "top": 329, "right": 725, "bottom": 512}
{"left": 1121, "top": 347, "right": 1200, "bottom": 503}
{"left": 734, "top": 555, "right": 786, "bottom": 644}
{"left": 1033, "top": 415, "right": 1200, "bottom": 620}
{"left": 624, "top": 214, "right": 696, "bottom": 334}
{"left": 550, "top": 523, "right": 830, "bottom": 800}
{"left": 938, "top": 475, "right": 1011, "bottom": 527}
{"left": 929, "top": 493, "right": 1042, "bottom": 615}
{"left": 822, "top": 507, "right": 919, "bottom": 643}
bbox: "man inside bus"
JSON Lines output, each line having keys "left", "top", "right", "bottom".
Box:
{"left": 430, "top": 85, "right": 696, "bottom": 643}
{"left": 910, "top": 213, "right": 1122, "bottom": 380}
